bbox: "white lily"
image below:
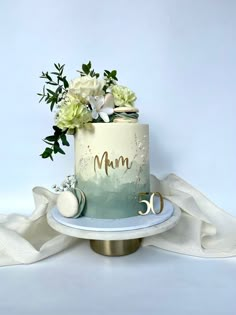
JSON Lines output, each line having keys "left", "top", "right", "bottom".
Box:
{"left": 89, "top": 94, "right": 114, "bottom": 123}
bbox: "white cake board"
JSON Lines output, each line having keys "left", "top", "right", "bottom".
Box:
{"left": 51, "top": 199, "right": 174, "bottom": 232}
{"left": 47, "top": 203, "right": 181, "bottom": 241}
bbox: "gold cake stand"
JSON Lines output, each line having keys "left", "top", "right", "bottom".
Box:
{"left": 90, "top": 239, "right": 142, "bottom": 256}
{"left": 47, "top": 206, "right": 181, "bottom": 257}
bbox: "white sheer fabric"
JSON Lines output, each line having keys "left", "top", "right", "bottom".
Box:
{"left": 0, "top": 174, "right": 236, "bottom": 266}
{"left": 143, "top": 174, "right": 236, "bottom": 257}
{"left": 0, "top": 188, "right": 76, "bottom": 267}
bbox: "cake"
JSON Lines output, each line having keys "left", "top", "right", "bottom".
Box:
{"left": 39, "top": 61, "right": 151, "bottom": 219}
{"left": 74, "top": 123, "right": 150, "bottom": 218}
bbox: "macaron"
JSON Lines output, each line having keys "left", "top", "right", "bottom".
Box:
{"left": 56, "top": 190, "right": 79, "bottom": 218}
{"left": 113, "top": 106, "right": 139, "bottom": 123}
{"left": 114, "top": 106, "right": 139, "bottom": 113}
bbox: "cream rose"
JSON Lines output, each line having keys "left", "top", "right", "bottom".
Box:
{"left": 68, "top": 75, "right": 105, "bottom": 101}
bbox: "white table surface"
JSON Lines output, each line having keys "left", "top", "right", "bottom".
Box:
{"left": 0, "top": 241, "right": 236, "bottom": 315}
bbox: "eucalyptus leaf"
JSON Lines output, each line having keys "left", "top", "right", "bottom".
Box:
{"left": 45, "top": 73, "right": 52, "bottom": 81}
{"left": 46, "top": 89, "right": 55, "bottom": 95}
{"left": 45, "top": 135, "right": 56, "bottom": 142}
{"left": 61, "top": 133, "right": 70, "bottom": 146}
{"left": 82, "top": 64, "right": 89, "bottom": 74}
{"left": 87, "top": 61, "right": 91, "bottom": 70}
{"left": 53, "top": 142, "right": 60, "bottom": 153}
{"left": 58, "top": 147, "right": 65, "bottom": 155}
{"left": 53, "top": 126, "right": 62, "bottom": 133}
{"left": 54, "top": 63, "right": 60, "bottom": 71}
{"left": 41, "top": 147, "right": 53, "bottom": 159}
{"left": 46, "top": 81, "right": 58, "bottom": 86}
{"left": 63, "top": 79, "right": 69, "bottom": 89}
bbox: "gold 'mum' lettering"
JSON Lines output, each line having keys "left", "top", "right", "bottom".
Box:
{"left": 94, "top": 151, "right": 132, "bottom": 176}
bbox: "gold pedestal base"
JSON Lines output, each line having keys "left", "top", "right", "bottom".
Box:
{"left": 90, "top": 239, "right": 142, "bottom": 256}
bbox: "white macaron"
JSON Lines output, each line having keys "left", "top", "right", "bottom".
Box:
{"left": 56, "top": 190, "right": 79, "bottom": 218}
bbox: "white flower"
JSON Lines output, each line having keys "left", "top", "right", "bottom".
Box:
{"left": 61, "top": 180, "right": 69, "bottom": 188}
{"left": 55, "top": 187, "right": 62, "bottom": 192}
{"left": 68, "top": 75, "right": 105, "bottom": 101}
{"left": 67, "top": 175, "right": 76, "bottom": 188}
{"left": 52, "top": 175, "right": 77, "bottom": 193}
{"left": 89, "top": 94, "right": 114, "bottom": 123}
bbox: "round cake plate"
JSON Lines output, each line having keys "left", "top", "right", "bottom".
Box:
{"left": 51, "top": 199, "right": 175, "bottom": 232}
{"left": 47, "top": 199, "right": 181, "bottom": 256}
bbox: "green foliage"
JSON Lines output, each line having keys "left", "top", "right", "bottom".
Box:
{"left": 38, "top": 64, "right": 71, "bottom": 160}
{"left": 40, "top": 126, "right": 70, "bottom": 160}
{"left": 37, "top": 63, "right": 69, "bottom": 111}
{"left": 77, "top": 61, "right": 118, "bottom": 92}
{"left": 78, "top": 60, "right": 100, "bottom": 78}
{"left": 103, "top": 69, "right": 118, "bottom": 92}
{"left": 41, "top": 147, "right": 54, "bottom": 160}
{"left": 38, "top": 61, "right": 119, "bottom": 161}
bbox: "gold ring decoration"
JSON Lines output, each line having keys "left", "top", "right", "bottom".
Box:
{"left": 138, "top": 192, "right": 164, "bottom": 216}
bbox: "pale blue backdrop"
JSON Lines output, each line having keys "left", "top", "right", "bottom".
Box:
{"left": 0, "top": 0, "right": 235, "bottom": 215}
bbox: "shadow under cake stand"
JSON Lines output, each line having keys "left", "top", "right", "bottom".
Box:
{"left": 47, "top": 201, "right": 181, "bottom": 256}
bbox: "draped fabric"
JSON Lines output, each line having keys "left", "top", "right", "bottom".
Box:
{"left": 1, "top": 174, "right": 236, "bottom": 266}
{"left": 0, "top": 188, "right": 76, "bottom": 267}
{"left": 142, "top": 174, "right": 236, "bottom": 257}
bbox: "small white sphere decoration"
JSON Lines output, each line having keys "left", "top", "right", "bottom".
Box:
{"left": 56, "top": 190, "right": 79, "bottom": 218}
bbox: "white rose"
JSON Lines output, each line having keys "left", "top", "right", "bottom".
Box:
{"left": 68, "top": 75, "right": 105, "bottom": 101}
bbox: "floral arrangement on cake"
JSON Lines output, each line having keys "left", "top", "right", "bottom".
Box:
{"left": 38, "top": 61, "right": 138, "bottom": 160}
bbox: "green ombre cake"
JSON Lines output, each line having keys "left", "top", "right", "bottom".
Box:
{"left": 38, "top": 61, "right": 151, "bottom": 219}
{"left": 74, "top": 123, "right": 150, "bottom": 219}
